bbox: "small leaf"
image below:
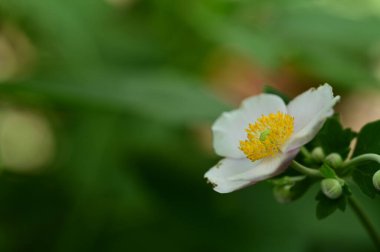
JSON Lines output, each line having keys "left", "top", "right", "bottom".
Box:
{"left": 316, "top": 191, "right": 338, "bottom": 220}
{"left": 270, "top": 177, "right": 316, "bottom": 202}
{"left": 337, "top": 196, "right": 347, "bottom": 212}
{"left": 342, "top": 184, "right": 352, "bottom": 196}
{"left": 289, "top": 178, "right": 316, "bottom": 201}
{"left": 263, "top": 86, "right": 290, "bottom": 104}
{"left": 315, "top": 191, "right": 346, "bottom": 220}
{"left": 320, "top": 164, "right": 337, "bottom": 179}
{"left": 352, "top": 166, "right": 379, "bottom": 198}
{"left": 0, "top": 72, "right": 230, "bottom": 125}
{"left": 353, "top": 120, "right": 380, "bottom": 156}
{"left": 307, "top": 116, "right": 356, "bottom": 159}
{"left": 352, "top": 120, "right": 380, "bottom": 198}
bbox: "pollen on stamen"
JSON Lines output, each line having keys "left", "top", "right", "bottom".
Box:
{"left": 239, "top": 111, "right": 294, "bottom": 162}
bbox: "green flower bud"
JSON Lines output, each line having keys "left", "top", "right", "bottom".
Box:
{"left": 373, "top": 170, "right": 380, "bottom": 191}
{"left": 311, "top": 147, "right": 325, "bottom": 162}
{"left": 321, "top": 178, "right": 342, "bottom": 199}
{"left": 273, "top": 185, "right": 294, "bottom": 204}
{"left": 325, "top": 153, "right": 343, "bottom": 169}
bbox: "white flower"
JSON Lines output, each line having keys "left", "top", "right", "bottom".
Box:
{"left": 205, "top": 84, "right": 340, "bottom": 193}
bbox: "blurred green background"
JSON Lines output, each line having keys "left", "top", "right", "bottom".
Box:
{"left": 0, "top": 0, "right": 379, "bottom": 251}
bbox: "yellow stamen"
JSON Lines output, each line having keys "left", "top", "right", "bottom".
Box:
{"left": 239, "top": 111, "right": 294, "bottom": 162}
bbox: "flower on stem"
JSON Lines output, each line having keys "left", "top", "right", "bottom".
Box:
{"left": 205, "top": 84, "right": 340, "bottom": 193}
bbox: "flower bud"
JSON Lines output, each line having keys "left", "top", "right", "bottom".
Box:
{"left": 373, "top": 170, "right": 380, "bottom": 191}
{"left": 273, "top": 185, "right": 294, "bottom": 204}
{"left": 311, "top": 147, "right": 325, "bottom": 162}
{"left": 325, "top": 153, "right": 343, "bottom": 169}
{"left": 321, "top": 178, "right": 342, "bottom": 199}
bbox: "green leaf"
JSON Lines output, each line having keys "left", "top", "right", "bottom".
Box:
{"left": 0, "top": 71, "right": 229, "bottom": 125}
{"left": 352, "top": 166, "right": 379, "bottom": 198}
{"left": 337, "top": 196, "right": 347, "bottom": 212}
{"left": 289, "top": 178, "right": 316, "bottom": 202}
{"left": 353, "top": 120, "right": 380, "bottom": 156}
{"left": 315, "top": 191, "right": 346, "bottom": 220}
{"left": 270, "top": 176, "right": 315, "bottom": 202}
{"left": 263, "top": 86, "right": 290, "bottom": 104}
{"left": 307, "top": 116, "right": 356, "bottom": 159}
{"left": 320, "top": 164, "right": 337, "bottom": 179}
{"left": 352, "top": 120, "right": 380, "bottom": 198}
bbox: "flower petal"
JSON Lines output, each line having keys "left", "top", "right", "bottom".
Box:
{"left": 204, "top": 149, "right": 299, "bottom": 193}
{"left": 283, "top": 84, "right": 340, "bottom": 151}
{"left": 212, "top": 94, "right": 287, "bottom": 158}
{"left": 241, "top": 94, "right": 287, "bottom": 119}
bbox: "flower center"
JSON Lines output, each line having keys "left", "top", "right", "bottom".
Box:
{"left": 239, "top": 111, "right": 294, "bottom": 162}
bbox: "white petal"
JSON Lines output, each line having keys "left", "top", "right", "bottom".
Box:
{"left": 284, "top": 84, "right": 340, "bottom": 151}
{"left": 241, "top": 94, "right": 287, "bottom": 119}
{"left": 204, "top": 149, "right": 299, "bottom": 193}
{"left": 212, "top": 94, "right": 287, "bottom": 158}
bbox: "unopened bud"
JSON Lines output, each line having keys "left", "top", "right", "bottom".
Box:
{"left": 311, "top": 147, "right": 325, "bottom": 162}
{"left": 373, "top": 170, "right": 380, "bottom": 191}
{"left": 321, "top": 178, "right": 342, "bottom": 199}
{"left": 325, "top": 153, "right": 343, "bottom": 169}
{"left": 273, "top": 185, "right": 294, "bottom": 204}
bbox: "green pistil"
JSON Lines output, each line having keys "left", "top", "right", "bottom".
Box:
{"left": 259, "top": 128, "right": 271, "bottom": 141}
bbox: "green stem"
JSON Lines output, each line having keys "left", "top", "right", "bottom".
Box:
{"left": 348, "top": 197, "right": 380, "bottom": 251}
{"left": 286, "top": 175, "right": 307, "bottom": 183}
{"left": 290, "top": 160, "right": 322, "bottom": 177}
{"left": 343, "top": 154, "right": 380, "bottom": 168}
{"left": 269, "top": 175, "right": 306, "bottom": 186}
{"left": 301, "top": 147, "right": 312, "bottom": 159}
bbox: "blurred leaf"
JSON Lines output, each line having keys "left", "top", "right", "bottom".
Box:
{"left": 276, "top": 10, "right": 380, "bottom": 52}
{"left": 0, "top": 1, "right": 380, "bottom": 251}
{"left": 289, "top": 177, "right": 316, "bottom": 202}
{"left": 1, "top": 0, "right": 104, "bottom": 69}
{"left": 189, "top": 2, "right": 284, "bottom": 68}
{"left": 0, "top": 71, "right": 229, "bottom": 124}
{"left": 320, "top": 164, "right": 338, "bottom": 179}
{"left": 352, "top": 166, "right": 379, "bottom": 198}
{"left": 273, "top": 9, "right": 380, "bottom": 87}
{"left": 315, "top": 191, "right": 346, "bottom": 220}
{"left": 337, "top": 195, "right": 348, "bottom": 212}
{"left": 307, "top": 116, "right": 356, "bottom": 159}
{"left": 263, "top": 86, "right": 290, "bottom": 104}
{"left": 353, "top": 120, "right": 380, "bottom": 156}
{"left": 352, "top": 120, "right": 380, "bottom": 198}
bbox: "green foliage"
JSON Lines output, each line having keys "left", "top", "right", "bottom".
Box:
{"left": 315, "top": 185, "right": 350, "bottom": 220}
{"left": 352, "top": 120, "right": 380, "bottom": 198}
{"left": 320, "top": 164, "right": 338, "bottom": 179}
{"left": 289, "top": 178, "right": 316, "bottom": 202}
{"left": 0, "top": 72, "right": 229, "bottom": 124}
{"left": 270, "top": 176, "right": 316, "bottom": 203}
{"left": 0, "top": 0, "right": 378, "bottom": 251}
{"left": 316, "top": 191, "right": 345, "bottom": 220}
{"left": 263, "top": 86, "right": 290, "bottom": 104}
{"left": 307, "top": 116, "right": 356, "bottom": 159}
{"left": 352, "top": 165, "right": 380, "bottom": 198}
